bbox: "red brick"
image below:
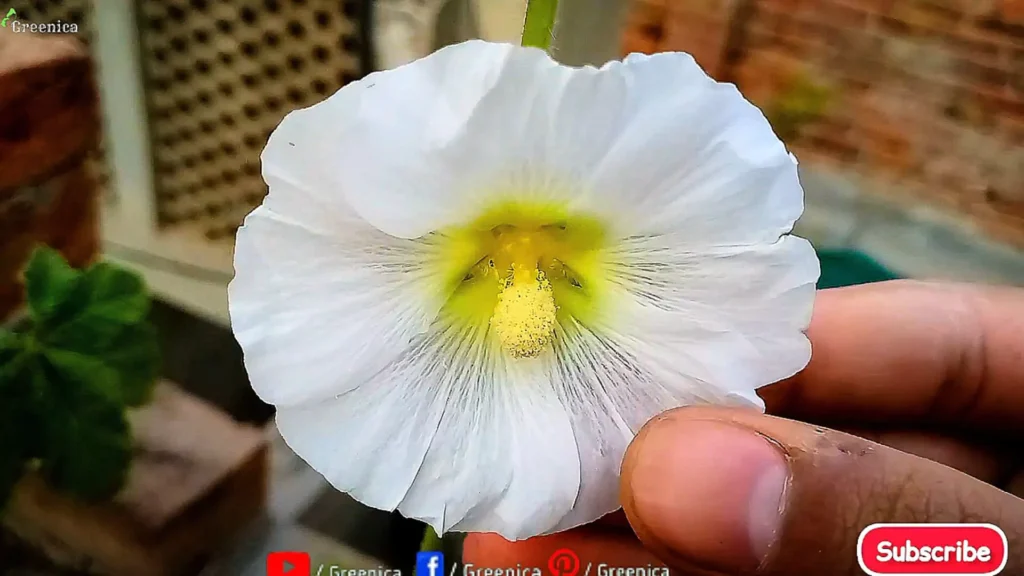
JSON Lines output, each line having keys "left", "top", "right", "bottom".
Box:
{"left": 773, "top": 29, "right": 827, "bottom": 59}
{"left": 622, "top": 31, "right": 661, "bottom": 55}
{"left": 829, "top": 0, "right": 896, "bottom": 16}
{"left": 802, "top": 121, "right": 861, "bottom": 160}
{"left": 820, "top": 0, "right": 873, "bottom": 27}
{"left": 671, "top": 0, "right": 736, "bottom": 20}
{"left": 892, "top": 0, "right": 964, "bottom": 34}
{"left": 983, "top": 88, "right": 1024, "bottom": 118}
{"left": 997, "top": 0, "right": 1024, "bottom": 23}
{"left": 661, "top": 10, "right": 733, "bottom": 76}
{"left": 1011, "top": 52, "right": 1024, "bottom": 94}
{"left": 951, "top": 0, "right": 1000, "bottom": 18}
{"left": 759, "top": 0, "right": 807, "bottom": 11}
{"left": 790, "top": 144, "right": 850, "bottom": 168}
{"left": 954, "top": 62, "right": 1012, "bottom": 112}
{"left": 808, "top": 135, "right": 860, "bottom": 160}
{"left": 621, "top": 0, "right": 669, "bottom": 56}
{"left": 733, "top": 48, "right": 808, "bottom": 104}
{"left": 850, "top": 91, "right": 921, "bottom": 174}
{"left": 1001, "top": 114, "right": 1024, "bottom": 144}
{"left": 745, "top": 21, "right": 777, "bottom": 49}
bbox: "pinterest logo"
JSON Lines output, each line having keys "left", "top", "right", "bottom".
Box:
{"left": 857, "top": 523, "right": 1007, "bottom": 575}
{"left": 548, "top": 548, "right": 580, "bottom": 576}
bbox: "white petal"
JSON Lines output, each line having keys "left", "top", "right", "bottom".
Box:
{"left": 259, "top": 71, "right": 380, "bottom": 232}
{"left": 323, "top": 41, "right": 656, "bottom": 238}
{"left": 333, "top": 40, "right": 542, "bottom": 238}
{"left": 312, "top": 42, "right": 798, "bottom": 246}
{"left": 274, "top": 325, "right": 581, "bottom": 541}
{"left": 232, "top": 81, "right": 457, "bottom": 407}
{"left": 534, "top": 231, "right": 818, "bottom": 533}
{"left": 229, "top": 206, "right": 441, "bottom": 407}
{"left": 546, "top": 321, "right": 689, "bottom": 532}
{"left": 601, "top": 234, "right": 820, "bottom": 403}
{"left": 584, "top": 52, "right": 803, "bottom": 244}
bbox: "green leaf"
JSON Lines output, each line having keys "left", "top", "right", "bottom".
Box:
{"left": 79, "top": 262, "right": 149, "bottom": 326}
{"left": 43, "top": 348, "right": 122, "bottom": 404}
{"left": 419, "top": 525, "right": 443, "bottom": 553}
{"left": 100, "top": 323, "right": 160, "bottom": 407}
{"left": 35, "top": 261, "right": 150, "bottom": 334}
{"left": 0, "top": 353, "right": 46, "bottom": 510}
{"left": 0, "top": 328, "right": 18, "bottom": 348}
{"left": 30, "top": 257, "right": 160, "bottom": 408}
{"left": 23, "top": 246, "right": 82, "bottom": 324}
{"left": 7, "top": 255, "right": 151, "bottom": 503}
{"left": 43, "top": 323, "right": 160, "bottom": 407}
{"left": 37, "top": 359, "right": 132, "bottom": 502}
{"left": 0, "top": 340, "right": 27, "bottom": 395}
{"left": 0, "top": 329, "right": 21, "bottom": 364}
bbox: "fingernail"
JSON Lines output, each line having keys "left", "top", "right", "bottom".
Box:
{"left": 627, "top": 419, "right": 789, "bottom": 573}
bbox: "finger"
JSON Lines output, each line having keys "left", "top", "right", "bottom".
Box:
{"left": 463, "top": 529, "right": 667, "bottom": 569}
{"left": 462, "top": 429, "right": 1014, "bottom": 569}
{"left": 841, "top": 428, "right": 1015, "bottom": 484}
{"left": 760, "top": 280, "right": 1024, "bottom": 432}
{"left": 621, "top": 406, "right": 1024, "bottom": 576}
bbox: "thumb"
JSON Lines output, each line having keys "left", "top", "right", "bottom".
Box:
{"left": 620, "top": 406, "right": 1024, "bottom": 576}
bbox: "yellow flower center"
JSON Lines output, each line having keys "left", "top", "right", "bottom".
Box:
{"left": 491, "top": 266, "right": 557, "bottom": 359}
{"left": 431, "top": 200, "right": 609, "bottom": 360}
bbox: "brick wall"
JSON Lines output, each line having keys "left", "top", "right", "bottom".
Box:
{"left": 623, "top": 0, "right": 1024, "bottom": 248}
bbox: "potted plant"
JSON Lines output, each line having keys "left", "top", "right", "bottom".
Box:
{"left": 0, "top": 245, "right": 160, "bottom": 570}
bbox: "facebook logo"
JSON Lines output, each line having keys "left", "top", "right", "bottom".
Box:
{"left": 416, "top": 551, "right": 444, "bottom": 576}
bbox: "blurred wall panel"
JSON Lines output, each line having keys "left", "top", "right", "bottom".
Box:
{"left": 474, "top": 0, "right": 527, "bottom": 43}
{"left": 554, "top": 0, "right": 631, "bottom": 65}
{"left": 81, "top": 1, "right": 372, "bottom": 325}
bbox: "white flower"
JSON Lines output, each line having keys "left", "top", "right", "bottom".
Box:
{"left": 229, "top": 40, "right": 819, "bottom": 541}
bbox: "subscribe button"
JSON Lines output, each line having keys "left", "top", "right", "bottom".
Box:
{"left": 857, "top": 524, "right": 1008, "bottom": 576}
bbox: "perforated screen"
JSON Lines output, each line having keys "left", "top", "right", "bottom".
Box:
{"left": 137, "top": 0, "right": 371, "bottom": 242}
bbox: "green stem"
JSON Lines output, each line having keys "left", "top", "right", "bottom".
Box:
{"left": 521, "top": 0, "right": 560, "bottom": 52}
{"left": 419, "top": 525, "right": 443, "bottom": 553}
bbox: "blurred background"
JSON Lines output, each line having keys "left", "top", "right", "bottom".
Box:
{"left": 0, "top": 0, "right": 1021, "bottom": 574}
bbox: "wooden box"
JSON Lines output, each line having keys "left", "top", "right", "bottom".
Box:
{"left": 3, "top": 383, "right": 269, "bottom": 576}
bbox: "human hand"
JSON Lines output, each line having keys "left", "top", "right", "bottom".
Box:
{"left": 463, "top": 280, "right": 1024, "bottom": 575}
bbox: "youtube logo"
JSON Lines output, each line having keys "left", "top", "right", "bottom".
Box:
{"left": 267, "top": 551, "right": 311, "bottom": 576}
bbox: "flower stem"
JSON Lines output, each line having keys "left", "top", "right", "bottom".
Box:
{"left": 521, "top": 0, "right": 560, "bottom": 52}
{"left": 419, "top": 525, "right": 443, "bottom": 553}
